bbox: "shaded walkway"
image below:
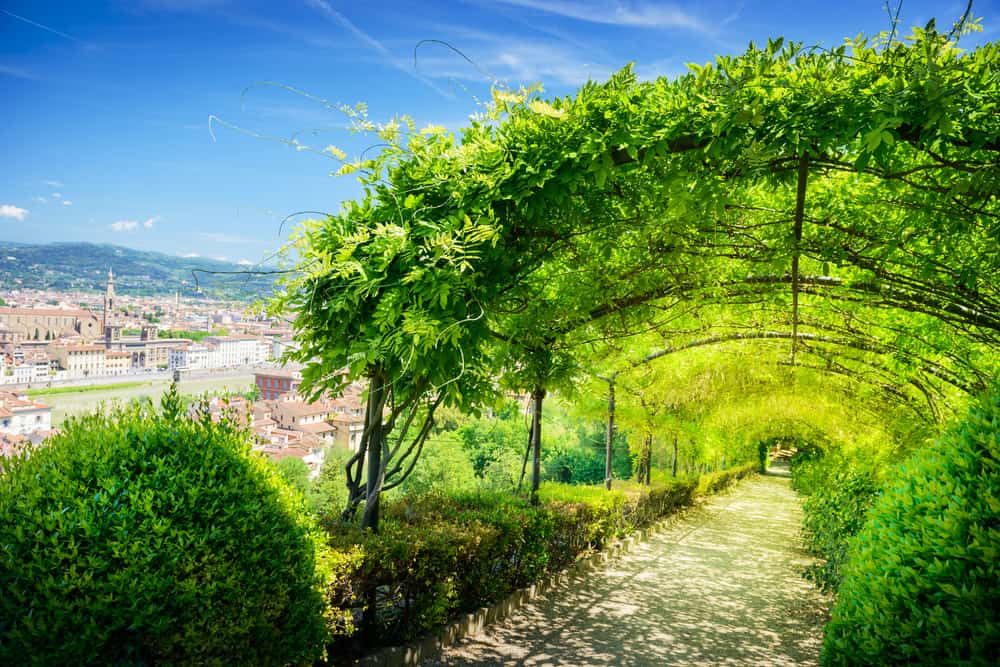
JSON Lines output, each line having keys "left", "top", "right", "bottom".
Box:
{"left": 423, "top": 474, "right": 828, "bottom": 666}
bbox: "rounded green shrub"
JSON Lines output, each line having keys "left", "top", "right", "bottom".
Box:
{"left": 0, "top": 404, "right": 332, "bottom": 665}
{"left": 822, "top": 388, "right": 1000, "bottom": 666}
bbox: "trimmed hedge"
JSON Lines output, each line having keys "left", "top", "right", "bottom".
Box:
{"left": 822, "top": 388, "right": 1000, "bottom": 666}
{"left": 326, "top": 463, "right": 756, "bottom": 653}
{"left": 792, "top": 456, "right": 881, "bottom": 592}
{"left": 0, "top": 406, "right": 333, "bottom": 666}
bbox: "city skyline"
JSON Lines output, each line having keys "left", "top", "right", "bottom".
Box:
{"left": 3, "top": 1, "right": 998, "bottom": 261}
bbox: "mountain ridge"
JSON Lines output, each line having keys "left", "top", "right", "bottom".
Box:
{"left": 0, "top": 241, "right": 278, "bottom": 301}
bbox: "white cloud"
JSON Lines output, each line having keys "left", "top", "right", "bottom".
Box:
{"left": 181, "top": 252, "right": 200, "bottom": 258}
{"left": 62, "top": 200, "right": 73, "bottom": 206}
{"left": 237, "top": 259, "right": 254, "bottom": 266}
{"left": 0, "top": 205, "right": 29, "bottom": 221}
{"left": 51, "top": 192, "right": 62, "bottom": 199}
{"left": 492, "top": 0, "right": 708, "bottom": 33}
{"left": 213, "top": 255, "right": 229, "bottom": 262}
{"left": 32, "top": 196, "right": 47, "bottom": 204}
{"left": 110, "top": 220, "right": 138, "bottom": 232}
{"left": 143, "top": 216, "right": 160, "bottom": 228}
{"left": 43, "top": 179, "right": 63, "bottom": 187}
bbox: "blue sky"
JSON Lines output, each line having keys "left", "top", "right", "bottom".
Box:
{"left": 2, "top": 0, "right": 997, "bottom": 264}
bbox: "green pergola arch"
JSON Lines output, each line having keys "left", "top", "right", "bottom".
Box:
{"left": 278, "top": 23, "right": 999, "bottom": 528}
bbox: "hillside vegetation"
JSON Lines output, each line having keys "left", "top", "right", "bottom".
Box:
{"left": 0, "top": 242, "right": 276, "bottom": 300}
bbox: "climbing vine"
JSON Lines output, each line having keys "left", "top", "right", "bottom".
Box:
{"left": 274, "top": 18, "right": 999, "bottom": 529}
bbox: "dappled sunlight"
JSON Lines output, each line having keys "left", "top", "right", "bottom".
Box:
{"left": 423, "top": 476, "right": 828, "bottom": 666}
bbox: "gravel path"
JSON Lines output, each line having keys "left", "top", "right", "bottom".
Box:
{"left": 422, "top": 474, "right": 829, "bottom": 666}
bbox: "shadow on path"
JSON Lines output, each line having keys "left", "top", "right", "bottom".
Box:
{"left": 422, "top": 475, "right": 828, "bottom": 667}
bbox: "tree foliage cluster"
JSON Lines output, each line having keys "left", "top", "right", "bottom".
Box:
{"left": 274, "top": 18, "right": 999, "bottom": 535}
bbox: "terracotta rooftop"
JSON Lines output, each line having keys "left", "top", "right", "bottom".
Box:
{"left": 0, "top": 307, "right": 92, "bottom": 318}
{"left": 272, "top": 401, "right": 330, "bottom": 417}
{"left": 296, "top": 421, "right": 336, "bottom": 434}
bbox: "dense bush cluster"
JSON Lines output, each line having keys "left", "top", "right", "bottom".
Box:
{"left": 324, "top": 463, "right": 756, "bottom": 651}
{"left": 822, "top": 388, "right": 1000, "bottom": 666}
{"left": 0, "top": 404, "right": 332, "bottom": 666}
{"left": 791, "top": 451, "right": 881, "bottom": 592}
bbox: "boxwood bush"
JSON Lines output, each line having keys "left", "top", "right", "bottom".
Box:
{"left": 800, "top": 465, "right": 880, "bottom": 592}
{"left": 822, "top": 387, "right": 1000, "bottom": 666}
{"left": 0, "top": 402, "right": 334, "bottom": 666}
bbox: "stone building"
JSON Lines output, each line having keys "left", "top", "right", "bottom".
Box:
{"left": 0, "top": 307, "right": 101, "bottom": 341}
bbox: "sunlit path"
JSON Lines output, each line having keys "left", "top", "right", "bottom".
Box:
{"left": 423, "top": 475, "right": 828, "bottom": 666}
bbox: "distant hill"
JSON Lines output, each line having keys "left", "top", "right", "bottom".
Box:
{"left": 0, "top": 242, "right": 279, "bottom": 301}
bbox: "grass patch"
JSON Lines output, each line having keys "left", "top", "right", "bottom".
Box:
{"left": 27, "top": 381, "right": 149, "bottom": 397}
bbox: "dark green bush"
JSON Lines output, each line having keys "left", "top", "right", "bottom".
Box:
{"left": 800, "top": 467, "right": 880, "bottom": 592}
{"left": 822, "top": 388, "right": 1000, "bottom": 666}
{"left": 0, "top": 405, "right": 333, "bottom": 666}
{"left": 757, "top": 441, "right": 770, "bottom": 472}
{"left": 789, "top": 444, "right": 826, "bottom": 494}
{"left": 544, "top": 424, "right": 632, "bottom": 485}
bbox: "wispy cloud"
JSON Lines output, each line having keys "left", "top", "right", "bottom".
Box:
{"left": 0, "top": 63, "right": 36, "bottom": 80}
{"left": 43, "top": 179, "right": 64, "bottom": 187}
{"left": 414, "top": 36, "right": 617, "bottom": 86}
{"left": 32, "top": 197, "right": 47, "bottom": 204}
{"left": 0, "top": 8, "right": 91, "bottom": 46}
{"left": 0, "top": 205, "right": 29, "bottom": 221}
{"left": 134, "top": 0, "right": 229, "bottom": 11}
{"left": 634, "top": 57, "right": 685, "bottom": 81}
{"left": 199, "top": 232, "right": 260, "bottom": 244}
{"left": 304, "top": 0, "right": 451, "bottom": 98}
{"left": 143, "top": 216, "right": 160, "bottom": 228}
{"left": 181, "top": 252, "right": 201, "bottom": 258}
{"left": 491, "top": 0, "right": 709, "bottom": 33}
{"left": 51, "top": 192, "right": 62, "bottom": 199}
{"left": 237, "top": 259, "right": 254, "bottom": 266}
{"left": 110, "top": 220, "right": 138, "bottom": 232}
{"left": 62, "top": 200, "right": 73, "bottom": 206}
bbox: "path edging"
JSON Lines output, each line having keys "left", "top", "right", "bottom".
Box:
{"left": 349, "top": 489, "right": 730, "bottom": 667}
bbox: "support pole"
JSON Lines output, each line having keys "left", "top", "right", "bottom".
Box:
{"left": 530, "top": 385, "right": 545, "bottom": 505}
{"left": 791, "top": 152, "right": 810, "bottom": 365}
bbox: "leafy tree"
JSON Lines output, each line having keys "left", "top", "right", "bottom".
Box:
{"left": 274, "top": 457, "right": 311, "bottom": 496}
{"left": 160, "top": 380, "right": 182, "bottom": 419}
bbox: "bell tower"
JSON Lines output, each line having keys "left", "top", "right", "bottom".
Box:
{"left": 102, "top": 267, "right": 116, "bottom": 334}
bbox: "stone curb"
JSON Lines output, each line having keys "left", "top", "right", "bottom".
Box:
{"left": 349, "top": 501, "right": 706, "bottom": 667}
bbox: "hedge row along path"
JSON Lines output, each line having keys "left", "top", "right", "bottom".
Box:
{"left": 422, "top": 474, "right": 828, "bottom": 666}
